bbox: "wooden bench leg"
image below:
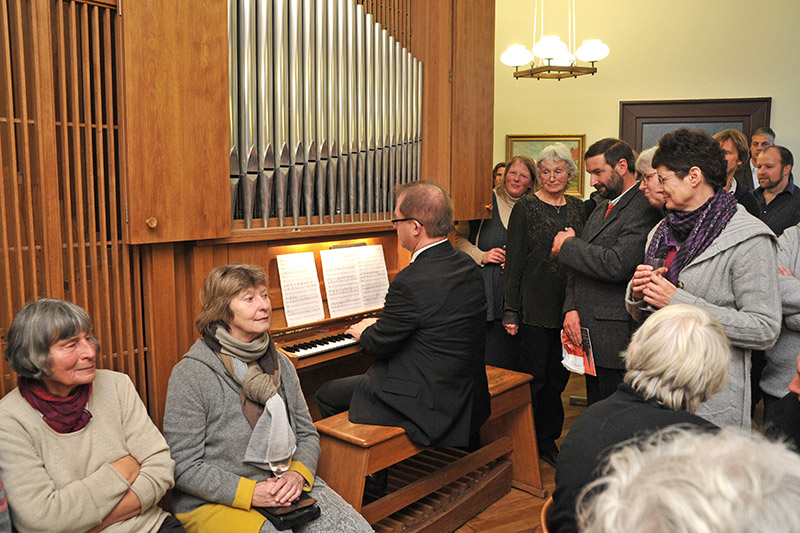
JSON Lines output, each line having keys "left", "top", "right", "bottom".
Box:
{"left": 481, "top": 401, "right": 548, "bottom": 498}
{"left": 317, "top": 435, "right": 369, "bottom": 511}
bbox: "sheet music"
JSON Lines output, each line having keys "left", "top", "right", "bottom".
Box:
{"left": 320, "top": 245, "right": 390, "bottom": 318}
{"left": 277, "top": 252, "right": 325, "bottom": 327}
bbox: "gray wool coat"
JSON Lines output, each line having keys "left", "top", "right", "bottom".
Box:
{"left": 163, "top": 339, "right": 320, "bottom": 515}
{"left": 763, "top": 224, "right": 800, "bottom": 397}
{"left": 627, "top": 207, "right": 781, "bottom": 429}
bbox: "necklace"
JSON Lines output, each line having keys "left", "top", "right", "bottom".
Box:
{"left": 538, "top": 194, "right": 566, "bottom": 213}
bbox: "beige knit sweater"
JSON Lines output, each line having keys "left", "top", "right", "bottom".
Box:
{"left": 0, "top": 370, "right": 173, "bottom": 533}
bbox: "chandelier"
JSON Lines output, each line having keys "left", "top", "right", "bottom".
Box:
{"left": 500, "top": 0, "right": 609, "bottom": 80}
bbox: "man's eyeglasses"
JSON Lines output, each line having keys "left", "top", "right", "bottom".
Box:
{"left": 391, "top": 217, "right": 423, "bottom": 226}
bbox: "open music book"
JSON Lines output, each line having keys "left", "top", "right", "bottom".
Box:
{"left": 320, "top": 245, "right": 390, "bottom": 318}
{"left": 276, "top": 252, "right": 326, "bottom": 327}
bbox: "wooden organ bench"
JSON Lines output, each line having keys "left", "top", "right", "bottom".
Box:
{"left": 314, "top": 366, "right": 547, "bottom": 531}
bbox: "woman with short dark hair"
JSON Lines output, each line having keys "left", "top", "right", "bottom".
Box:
{"left": 0, "top": 298, "right": 181, "bottom": 533}
{"left": 627, "top": 128, "right": 781, "bottom": 428}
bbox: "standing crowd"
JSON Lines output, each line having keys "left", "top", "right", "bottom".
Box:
{"left": 2, "top": 127, "right": 800, "bottom": 532}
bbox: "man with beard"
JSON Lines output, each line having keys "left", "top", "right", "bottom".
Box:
{"left": 735, "top": 127, "right": 775, "bottom": 191}
{"left": 551, "top": 138, "right": 662, "bottom": 404}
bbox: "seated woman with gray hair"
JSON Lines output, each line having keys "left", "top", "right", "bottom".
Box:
{"left": 0, "top": 299, "right": 181, "bottom": 533}
{"left": 577, "top": 427, "right": 800, "bottom": 533}
{"left": 163, "top": 263, "right": 371, "bottom": 532}
{"left": 548, "top": 304, "right": 728, "bottom": 533}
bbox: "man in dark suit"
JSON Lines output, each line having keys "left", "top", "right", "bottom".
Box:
{"left": 316, "top": 181, "right": 491, "bottom": 448}
{"left": 551, "top": 138, "right": 662, "bottom": 405}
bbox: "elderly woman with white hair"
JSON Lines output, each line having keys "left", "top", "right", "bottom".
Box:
{"left": 635, "top": 146, "right": 666, "bottom": 210}
{"left": 577, "top": 427, "right": 800, "bottom": 533}
{"left": 548, "top": 304, "right": 728, "bottom": 533}
{"left": 0, "top": 299, "right": 181, "bottom": 533}
{"left": 502, "top": 144, "right": 586, "bottom": 466}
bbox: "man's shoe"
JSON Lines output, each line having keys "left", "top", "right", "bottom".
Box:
{"left": 540, "top": 449, "right": 558, "bottom": 468}
{"left": 364, "top": 468, "right": 389, "bottom": 495}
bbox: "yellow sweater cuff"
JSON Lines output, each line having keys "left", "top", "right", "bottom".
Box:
{"left": 232, "top": 477, "right": 257, "bottom": 510}
{"left": 288, "top": 461, "right": 315, "bottom": 490}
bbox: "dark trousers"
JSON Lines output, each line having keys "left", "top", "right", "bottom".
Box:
{"left": 585, "top": 366, "right": 625, "bottom": 406}
{"left": 485, "top": 319, "right": 521, "bottom": 369}
{"left": 315, "top": 374, "right": 366, "bottom": 419}
{"left": 751, "top": 349, "right": 767, "bottom": 415}
{"left": 511, "top": 325, "right": 570, "bottom": 455}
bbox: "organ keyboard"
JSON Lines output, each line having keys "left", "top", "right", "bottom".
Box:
{"left": 273, "top": 310, "right": 380, "bottom": 370}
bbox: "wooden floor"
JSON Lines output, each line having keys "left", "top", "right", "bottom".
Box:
{"left": 455, "top": 373, "right": 588, "bottom": 533}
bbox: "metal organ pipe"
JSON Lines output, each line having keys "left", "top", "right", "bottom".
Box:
{"left": 228, "top": 0, "right": 422, "bottom": 227}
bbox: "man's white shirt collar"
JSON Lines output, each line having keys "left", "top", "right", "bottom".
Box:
{"left": 411, "top": 238, "right": 448, "bottom": 262}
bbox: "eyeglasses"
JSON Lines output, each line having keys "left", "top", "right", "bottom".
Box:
{"left": 657, "top": 172, "right": 684, "bottom": 185}
{"left": 539, "top": 168, "right": 567, "bottom": 179}
{"left": 391, "top": 217, "right": 423, "bottom": 226}
{"left": 641, "top": 171, "right": 658, "bottom": 183}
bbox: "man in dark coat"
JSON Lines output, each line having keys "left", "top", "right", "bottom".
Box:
{"left": 316, "top": 181, "right": 490, "bottom": 447}
{"left": 552, "top": 138, "right": 662, "bottom": 405}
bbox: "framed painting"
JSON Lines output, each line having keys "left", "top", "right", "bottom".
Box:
{"left": 505, "top": 134, "right": 586, "bottom": 197}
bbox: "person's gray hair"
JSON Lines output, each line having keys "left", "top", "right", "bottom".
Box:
{"left": 537, "top": 143, "right": 577, "bottom": 177}
{"left": 4, "top": 298, "right": 98, "bottom": 380}
{"left": 621, "top": 304, "right": 729, "bottom": 412}
{"left": 635, "top": 146, "right": 658, "bottom": 176}
{"left": 577, "top": 426, "right": 800, "bottom": 533}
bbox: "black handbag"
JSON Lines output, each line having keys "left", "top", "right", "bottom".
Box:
{"left": 254, "top": 492, "right": 321, "bottom": 531}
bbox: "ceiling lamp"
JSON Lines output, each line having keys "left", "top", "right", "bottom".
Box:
{"left": 500, "top": 0, "right": 610, "bottom": 81}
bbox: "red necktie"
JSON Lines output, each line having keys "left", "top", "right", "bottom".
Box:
{"left": 604, "top": 203, "right": 613, "bottom": 218}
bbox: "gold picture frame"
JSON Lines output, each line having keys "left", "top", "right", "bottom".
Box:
{"left": 505, "top": 134, "right": 586, "bottom": 197}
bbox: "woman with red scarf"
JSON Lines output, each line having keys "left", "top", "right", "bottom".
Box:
{"left": 0, "top": 299, "right": 183, "bottom": 533}
{"left": 626, "top": 128, "right": 781, "bottom": 429}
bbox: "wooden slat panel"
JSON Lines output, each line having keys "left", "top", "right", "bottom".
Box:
{"left": 4, "top": 0, "right": 28, "bottom": 309}
{"left": 54, "top": 0, "right": 78, "bottom": 307}
{"left": 67, "top": 1, "right": 90, "bottom": 311}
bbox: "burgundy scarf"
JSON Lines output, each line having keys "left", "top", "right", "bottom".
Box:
{"left": 645, "top": 189, "right": 738, "bottom": 285}
{"left": 18, "top": 377, "right": 92, "bottom": 433}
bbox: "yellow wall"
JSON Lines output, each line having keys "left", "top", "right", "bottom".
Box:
{"left": 495, "top": 0, "right": 800, "bottom": 197}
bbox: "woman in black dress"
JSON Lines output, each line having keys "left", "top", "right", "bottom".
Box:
{"left": 503, "top": 143, "right": 586, "bottom": 466}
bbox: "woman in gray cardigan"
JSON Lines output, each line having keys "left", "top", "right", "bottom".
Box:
{"left": 163, "top": 263, "right": 371, "bottom": 533}
{"left": 627, "top": 129, "right": 781, "bottom": 429}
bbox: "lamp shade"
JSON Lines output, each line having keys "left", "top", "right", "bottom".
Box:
{"left": 550, "top": 51, "right": 575, "bottom": 67}
{"left": 500, "top": 44, "right": 534, "bottom": 67}
{"left": 532, "top": 36, "right": 568, "bottom": 60}
{"left": 575, "top": 39, "right": 610, "bottom": 62}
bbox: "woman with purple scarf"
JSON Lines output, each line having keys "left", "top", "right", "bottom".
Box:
{"left": 626, "top": 128, "right": 781, "bottom": 429}
{"left": 0, "top": 299, "right": 183, "bottom": 533}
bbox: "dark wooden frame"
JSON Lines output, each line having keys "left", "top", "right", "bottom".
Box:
{"left": 619, "top": 98, "right": 771, "bottom": 152}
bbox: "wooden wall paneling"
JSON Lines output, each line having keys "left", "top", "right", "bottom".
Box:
{"left": 184, "top": 243, "right": 218, "bottom": 352}
{"left": 450, "top": 0, "right": 493, "bottom": 221}
{"left": 11, "top": 0, "right": 39, "bottom": 300}
{"left": 78, "top": 4, "right": 105, "bottom": 345}
{"left": 67, "top": 2, "right": 91, "bottom": 312}
{"left": 2, "top": 0, "right": 31, "bottom": 308}
{"left": 30, "top": 0, "right": 63, "bottom": 297}
{"left": 141, "top": 243, "right": 180, "bottom": 428}
{"left": 129, "top": 245, "right": 147, "bottom": 398}
{"left": 54, "top": 0, "right": 79, "bottom": 309}
{"left": 0, "top": 0, "right": 14, "bottom": 396}
{"left": 409, "top": 0, "right": 452, "bottom": 193}
{"left": 119, "top": 0, "right": 230, "bottom": 244}
{"left": 100, "top": 7, "right": 128, "bottom": 376}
